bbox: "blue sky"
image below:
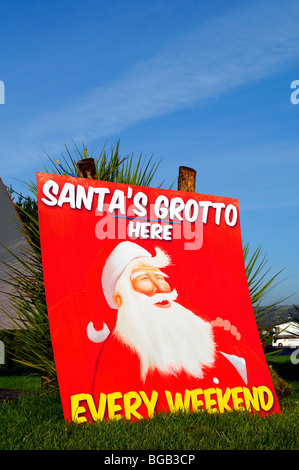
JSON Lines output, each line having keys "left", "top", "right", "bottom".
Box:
{"left": 0, "top": 0, "right": 298, "bottom": 305}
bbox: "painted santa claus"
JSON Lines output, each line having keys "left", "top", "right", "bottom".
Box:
{"left": 87, "top": 241, "right": 269, "bottom": 418}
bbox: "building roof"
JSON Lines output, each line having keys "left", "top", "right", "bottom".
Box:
{"left": 0, "top": 178, "right": 31, "bottom": 330}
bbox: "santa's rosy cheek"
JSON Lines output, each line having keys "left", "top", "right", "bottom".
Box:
{"left": 131, "top": 280, "right": 155, "bottom": 295}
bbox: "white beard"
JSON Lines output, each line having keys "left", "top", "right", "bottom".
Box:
{"left": 114, "top": 272, "right": 216, "bottom": 381}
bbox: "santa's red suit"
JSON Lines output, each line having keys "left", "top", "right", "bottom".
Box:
{"left": 91, "top": 320, "right": 279, "bottom": 419}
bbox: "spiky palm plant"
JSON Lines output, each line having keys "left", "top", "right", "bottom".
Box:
{"left": 243, "top": 241, "right": 288, "bottom": 347}
{"left": 40, "top": 139, "right": 163, "bottom": 188}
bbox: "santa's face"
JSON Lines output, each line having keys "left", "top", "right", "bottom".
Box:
{"left": 130, "top": 263, "right": 172, "bottom": 308}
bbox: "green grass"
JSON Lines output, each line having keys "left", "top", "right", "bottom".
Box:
{"left": 0, "top": 373, "right": 41, "bottom": 391}
{"left": 0, "top": 357, "right": 298, "bottom": 450}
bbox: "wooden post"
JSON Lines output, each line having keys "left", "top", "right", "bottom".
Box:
{"left": 178, "top": 166, "right": 196, "bottom": 192}
{"left": 76, "top": 158, "right": 96, "bottom": 179}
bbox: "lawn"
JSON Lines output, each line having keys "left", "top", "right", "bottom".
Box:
{"left": 0, "top": 354, "right": 298, "bottom": 451}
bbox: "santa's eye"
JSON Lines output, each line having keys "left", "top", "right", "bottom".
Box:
{"left": 137, "top": 275, "right": 150, "bottom": 281}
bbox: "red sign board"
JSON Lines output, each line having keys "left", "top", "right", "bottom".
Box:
{"left": 37, "top": 172, "right": 280, "bottom": 422}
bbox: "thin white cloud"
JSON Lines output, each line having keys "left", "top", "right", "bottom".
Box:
{"left": 3, "top": 0, "right": 299, "bottom": 175}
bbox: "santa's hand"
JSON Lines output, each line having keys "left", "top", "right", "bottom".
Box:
{"left": 211, "top": 317, "right": 241, "bottom": 341}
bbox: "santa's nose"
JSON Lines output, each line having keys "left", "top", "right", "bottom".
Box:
{"left": 151, "top": 277, "right": 171, "bottom": 294}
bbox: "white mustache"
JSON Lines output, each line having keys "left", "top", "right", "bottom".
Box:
{"left": 142, "top": 289, "right": 178, "bottom": 305}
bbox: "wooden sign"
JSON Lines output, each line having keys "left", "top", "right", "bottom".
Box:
{"left": 37, "top": 172, "right": 280, "bottom": 422}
